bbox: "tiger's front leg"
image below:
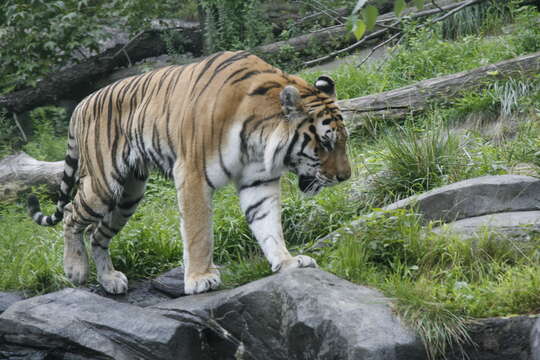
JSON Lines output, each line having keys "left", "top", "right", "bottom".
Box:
{"left": 237, "top": 179, "right": 317, "bottom": 272}
{"left": 175, "top": 168, "right": 220, "bottom": 295}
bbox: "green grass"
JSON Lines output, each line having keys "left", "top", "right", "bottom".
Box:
{"left": 320, "top": 209, "right": 540, "bottom": 357}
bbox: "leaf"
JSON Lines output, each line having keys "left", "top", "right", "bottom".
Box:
{"left": 362, "top": 5, "right": 379, "bottom": 30}
{"left": 352, "top": 0, "right": 368, "bottom": 14}
{"left": 353, "top": 19, "right": 367, "bottom": 40}
{"left": 394, "top": 0, "right": 406, "bottom": 17}
{"left": 43, "top": 41, "right": 56, "bottom": 50}
{"left": 413, "top": 0, "right": 425, "bottom": 10}
{"left": 487, "top": 70, "right": 499, "bottom": 76}
{"left": 345, "top": 14, "right": 358, "bottom": 33}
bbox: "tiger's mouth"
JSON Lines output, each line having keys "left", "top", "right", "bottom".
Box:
{"left": 298, "top": 175, "right": 322, "bottom": 195}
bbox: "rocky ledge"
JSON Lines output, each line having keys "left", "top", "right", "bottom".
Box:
{"left": 0, "top": 269, "right": 425, "bottom": 360}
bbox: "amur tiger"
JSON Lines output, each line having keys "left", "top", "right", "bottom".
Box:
{"left": 27, "top": 51, "right": 351, "bottom": 295}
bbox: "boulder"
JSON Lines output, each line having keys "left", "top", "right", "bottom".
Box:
{"left": 151, "top": 268, "right": 426, "bottom": 360}
{"left": 384, "top": 175, "right": 540, "bottom": 223}
{"left": 447, "top": 315, "right": 538, "bottom": 360}
{"left": 433, "top": 211, "right": 540, "bottom": 239}
{"left": 0, "top": 292, "right": 24, "bottom": 315}
{"left": 0, "top": 288, "right": 205, "bottom": 360}
{"left": 531, "top": 317, "right": 540, "bottom": 360}
{"left": 151, "top": 266, "right": 185, "bottom": 298}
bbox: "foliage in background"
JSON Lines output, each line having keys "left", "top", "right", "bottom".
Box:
{"left": 199, "top": 0, "right": 274, "bottom": 52}
{"left": 0, "top": 0, "right": 193, "bottom": 93}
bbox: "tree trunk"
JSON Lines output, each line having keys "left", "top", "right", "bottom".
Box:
{"left": 0, "top": 24, "right": 202, "bottom": 115}
{"left": 0, "top": 152, "right": 64, "bottom": 201}
{"left": 337, "top": 51, "right": 540, "bottom": 123}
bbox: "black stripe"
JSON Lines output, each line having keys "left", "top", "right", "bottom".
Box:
{"left": 91, "top": 240, "right": 108, "bottom": 250}
{"left": 192, "top": 52, "right": 224, "bottom": 91}
{"left": 239, "top": 177, "right": 280, "bottom": 191}
{"left": 118, "top": 195, "right": 144, "bottom": 210}
{"left": 65, "top": 155, "right": 78, "bottom": 168}
{"left": 245, "top": 196, "right": 270, "bottom": 222}
{"left": 240, "top": 115, "right": 257, "bottom": 154}
{"left": 231, "top": 70, "right": 260, "bottom": 85}
{"left": 224, "top": 67, "right": 248, "bottom": 84}
{"left": 248, "top": 81, "right": 281, "bottom": 96}
{"left": 196, "top": 52, "right": 251, "bottom": 100}
{"left": 203, "top": 157, "right": 215, "bottom": 189}
{"left": 322, "top": 118, "right": 333, "bottom": 125}
{"left": 79, "top": 198, "right": 104, "bottom": 219}
{"left": 249, "top": 211, "right": 269, "bottom": 224}
{"left": 284, "top": 132, "right": 299, "bottom": 167}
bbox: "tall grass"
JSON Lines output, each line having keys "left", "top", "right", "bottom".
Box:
{"left": 322, "top": 209, "right": 540, "bottom": 358}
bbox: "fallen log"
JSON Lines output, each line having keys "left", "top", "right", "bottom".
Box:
{"left": 0, "top": 152, "right": 64, "bottom": 201}
{"left": 337, "top": 51, "right": 540, "bottom": 123}
{"left": 0, "top": 24, "right": 202, "bottom": 115}
{"left": 1, "top": 52, "right": 538, "bottom": 201}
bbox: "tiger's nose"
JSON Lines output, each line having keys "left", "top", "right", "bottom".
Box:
{"left": 337, "top": 171, "right": 351, "bottom": 182}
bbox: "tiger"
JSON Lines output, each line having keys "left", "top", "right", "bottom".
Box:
{"left": 27, "top": 51, "right": 351, "bottom": 295}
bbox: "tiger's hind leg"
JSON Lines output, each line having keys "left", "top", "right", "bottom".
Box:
{"left": 90, "top": 176, "right": 147, "bottom": 294}
{"left": 63, "top": 202, "right": 90, "bottom": 285}
{"left": 63, "top": 176, "right": 118, "bottom": 286}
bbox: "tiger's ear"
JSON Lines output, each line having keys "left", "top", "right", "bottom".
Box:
{"left": 280, "top": 85, "right": 305, "bottom": 122}
{"left": 315, "top": 75, "right": 336, "bottom": 98}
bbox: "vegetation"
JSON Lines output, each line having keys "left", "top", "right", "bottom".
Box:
{"left": 1, "top": 1, "right": 539, "bottom": 358}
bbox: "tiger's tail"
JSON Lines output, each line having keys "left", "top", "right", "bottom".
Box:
{"left": 27, "top": 129, "right": 79, "bottom": 227}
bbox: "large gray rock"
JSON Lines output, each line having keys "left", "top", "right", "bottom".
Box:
{"left": 433, "top": 211, "right": 540, "bottom": 239}
{"left": 384, "top": 175, "right": 540, "bottom": 223}
{"left": 151, "top": 268, "right": 426, "bottom": 360}
{"left": 0, "top": 288, "right": 204, "bottom": 360}
{"left": 446, "top": 315, "right": 538, "bottom": 360}
{"left": 0, "top": 292, "right": 24, "bottom": 315}
{"left": 531, "top": 317, "right": 540, "bottom": 360}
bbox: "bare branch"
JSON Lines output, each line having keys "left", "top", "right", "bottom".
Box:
{"left": 357, "top": 32, "right": 401, "bottom": 68}
{"left": 431, "top": 0, "right": 446, "bottom": 12}
{"left": 303, "top": 23, "right": 399, "bottom": 67}
{"left": 303, "top": 0, "right": 489, "bottom": 67}
{"left": 12, "top": 113, "right": 27, "bottom": 143}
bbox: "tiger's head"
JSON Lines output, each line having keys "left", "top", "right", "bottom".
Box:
{"left": 278, "top": 75, "right": 351, "bottom": 195}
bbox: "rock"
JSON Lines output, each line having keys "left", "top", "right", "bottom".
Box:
{"left": 151, "top": 268, "right": 426, "bottom": 360}
{"left": 83, "top": 279, "right": 173, "bottom": 307}
{"left": 433, "top": 211, "right": 540, "bottom": 239}
{"left": 0, "top": 288, "right": 204, "bottom": 360}
{"left": 151, "top": 266, "right": 185, "bottom": 298}
{"left": 384, "top": 175, "right": 540, "bottom": 223}
{"left": 446, "top": 315, "right": 538, "bottom": 360}
{"left": 531, "top": 317, "right": 540, "bottom": 360}
{"left": 0, "top": 292, "right": 24, "bottom": 315}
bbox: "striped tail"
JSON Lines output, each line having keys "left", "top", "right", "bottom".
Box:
{"left": 27, "top": 138, "right": 79, "bottom": 227}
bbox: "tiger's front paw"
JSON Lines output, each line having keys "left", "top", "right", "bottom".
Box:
{"left": 184, "top": 269, "right": 221, "bottom": 295}
{"left": 275, "top": 255, "right": 318, "bottom": 272}
{"left": 98, "top": 270, "right": 128, "bottom": 295}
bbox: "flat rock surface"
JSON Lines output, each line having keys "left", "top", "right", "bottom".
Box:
{"left": 0, "top": 288, "right": 203, "bottom": 360}
{"left": 151, "top": 268, "right": 426, "bottom": 360}
{"left": 0, "top": 292, "right": 24, "bottom": 315}
{"left": 83, "top": 278, "right": 173, "bottom": 307}
{"left": 384, "top": 175, "right": 540, "bottom": 223}
{"left": 433, "top": 211, "right": 540, "bottom": 238}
